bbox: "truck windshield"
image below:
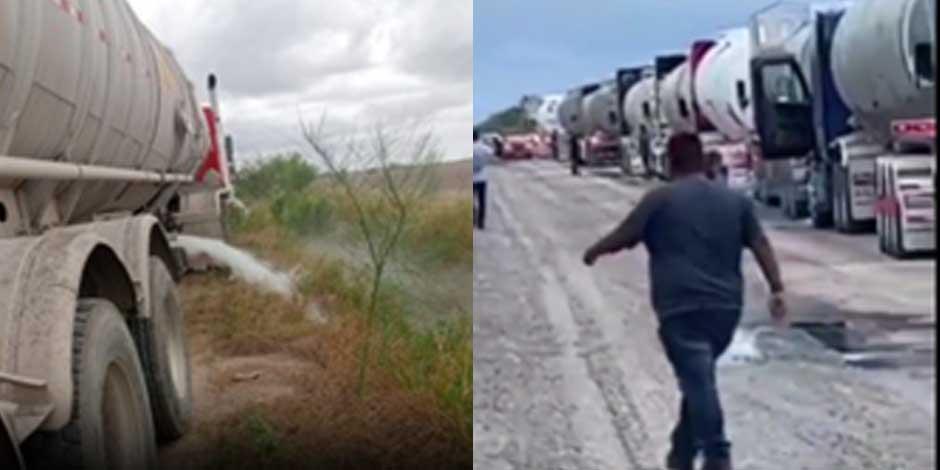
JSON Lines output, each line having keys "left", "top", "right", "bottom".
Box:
{"left": 762, "top": 63, "right": 808, "bottom": 105}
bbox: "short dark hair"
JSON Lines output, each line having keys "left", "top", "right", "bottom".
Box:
{"left": 667, "top": 133, "right": 704, "bottom": 174}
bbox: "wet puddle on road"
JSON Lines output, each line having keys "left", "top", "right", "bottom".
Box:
{"left": 794, "top": 312, "right": 936, "bottom": 369}
{"left": 723, "top": 312, "right": 935, "bottom": 370}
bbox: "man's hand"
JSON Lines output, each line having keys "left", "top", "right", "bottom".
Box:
{"left": 769, "top": 291, "right": 788, "bottom": 327}
{"left": 583, "top": 246, "right": 600, "bottom": 266}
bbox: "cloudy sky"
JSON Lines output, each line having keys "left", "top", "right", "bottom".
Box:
{"left": 128, "top": 0, "right": 473, "bottom": 163}
{"left": 473, "top": 0, "right": 819, "bottom": 123}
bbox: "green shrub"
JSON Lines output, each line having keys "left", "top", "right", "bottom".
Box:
{"left": 271, "top": 191, "right": 335, "bottom": 236}
{"left": 235, "top": 153, "right": 319, "bottom": 202}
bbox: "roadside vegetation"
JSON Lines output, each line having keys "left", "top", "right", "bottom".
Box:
{"left": 168, "top": 130, "right": 472, "bottom": 469}
{"left": 474, "top": 105, "right": 535, "bottom": 135}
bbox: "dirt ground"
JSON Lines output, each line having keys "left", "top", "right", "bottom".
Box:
{"left": 473, "top": 160, "right": 935, "bottom": 469}
{"left": 157, "top": 272, "right": 469, "bottom": 470}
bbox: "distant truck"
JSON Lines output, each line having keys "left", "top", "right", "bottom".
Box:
{"left": 558, "top": 83, "right": 601, "bottom": 175}
{"left": 749, "top": 0, "right": 935, "bottom": 255}
{"left": 521, "top": 94, "right": 566, "bottom": 160}
{"left": 646, "top": 54, "right": 687, "bottom": 179}
{"left": 620, "top": 68, "right": 657, "bottom": 177}
{"left": 688, "top": 31, "right": 761, "bottom": 197}
{"left": 0, "top": 1, "right": 235, "bottom": 467}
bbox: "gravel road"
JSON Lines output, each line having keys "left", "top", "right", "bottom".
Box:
{"left": 473, "top": 159, "right": 935, "bottom": 470}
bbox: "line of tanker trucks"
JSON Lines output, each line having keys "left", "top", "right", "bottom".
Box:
{"left": 522, "top": 0, "right": 936, "bottom": 258}
{"left": 1, "top": 0, "right": 237, "bottom": 467}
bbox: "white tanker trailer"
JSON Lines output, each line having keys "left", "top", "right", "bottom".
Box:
{"left": 582, "top": 82, "right": 621, "bottom": 136}
{"left": 578, "top": 81, "right": 623, "bottom": 168}
{"left": 659, "top": 61, "right": 696, "bottom": 136}
{"left": 644, "top": 54, "right": 687, "bottom": 179}
{"left": 621, "top": 73, "right": 656, "bottom": 176}
{"left": 688, "top": 28, "right": 763, "bottom": 196}
{"left": 0, "top": 1, "right": 235, "bottom": 467}
{"left": 558, "top": 82, "right": 602, "bottom": 175}
{"left": 750, "top": 0, "right": 935, "bottom": 255}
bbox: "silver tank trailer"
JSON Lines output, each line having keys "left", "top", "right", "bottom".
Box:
{"left": 831, "top": 0, "right": 936, "bottom": 141}
{"left": 582, "top": 82, "right": 621, "bottom": 135}
{"left": 0, "top": 0, "right": 210, "bottom": 228}
{"left": 694, "top": 28, "right": 755, "bottom": 142}
{"left": 659, "top": 61, "right": 696, "bottom": 135}
{"left": 559, "top": 90, "right": 588, "bottom": 136}
{"left": 622, "top": 75, "right": 656, "bottom": 136}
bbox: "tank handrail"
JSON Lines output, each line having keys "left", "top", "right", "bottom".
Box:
{"left": 0, "top": 156, "right": 194, "bottom": 184}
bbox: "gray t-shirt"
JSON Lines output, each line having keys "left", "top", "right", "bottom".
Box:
{"left": 625, "top": 176, "right": 764, "bottom": 318}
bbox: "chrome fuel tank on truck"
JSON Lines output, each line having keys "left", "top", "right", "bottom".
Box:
{"left": 831, "top": 0, "right": 936, "bottom": 141}
{"left": 0, "top": 0, "right": 209, "bottom": 229}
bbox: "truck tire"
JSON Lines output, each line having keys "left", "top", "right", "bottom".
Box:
{"left": 878, "top": 218, "right": 888, "bottom": 255}
{"left": 782, "top": 188, "right": 794, "bottom": 219}
{"left": 810, "top": 199, "right": 833, "bottom": 228}
{"left": 23, "top": 299, "right": 158, "bottom": 470}
{"left": 892, "top": 212, "right": 909, "bottom": 259}
{"left": 620, "top": 148, "right": 633, "bottom": 177}
{"left": 835, "top": 166, "right": 866, "bottom": 233}
{"left": 132, "top": 256, "right": 193, "bottom": 442}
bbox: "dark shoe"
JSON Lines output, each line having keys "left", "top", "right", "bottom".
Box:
{"left": 701, "top": 457, "right": 732, "bottom": 470}
{"left": 665, "top": 451, "right": 694, "bottom": 470}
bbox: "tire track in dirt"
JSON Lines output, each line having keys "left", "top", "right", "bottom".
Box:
{"left": 477, "top": 160, "right": 935, "bottom": 469}
{"left": 489, "top": 164, "right": 673, "bottom": 469}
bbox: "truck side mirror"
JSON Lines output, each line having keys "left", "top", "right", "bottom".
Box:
{"left": 914, "top": 43, "right": 935, "bottom": 85}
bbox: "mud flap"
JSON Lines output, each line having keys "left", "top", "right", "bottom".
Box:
{"left": 0, "top": 404, "right": 24, "bottom": 470}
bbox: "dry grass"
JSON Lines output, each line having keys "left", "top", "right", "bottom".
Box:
{"left": 164, "top": 195, "right": 471, "bottom": 469}
{"left": 163, "top": 154, "right": 472, "bottom": 469}
{"left": 166, "top": 271, "right": 470, "bottom": 470}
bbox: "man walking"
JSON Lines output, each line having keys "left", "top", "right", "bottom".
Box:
{"left": 582, "top": 133, "right": 786, "bottom": 470}
{"left": 473, "top": 129, "right": 493, "bottom": 230}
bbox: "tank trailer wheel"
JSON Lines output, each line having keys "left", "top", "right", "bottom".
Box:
{"left": 132, "top": 256, "right": 193, "bottom": 442}
{"left": 23, "top": 299, "right": 158, "bottom": 470}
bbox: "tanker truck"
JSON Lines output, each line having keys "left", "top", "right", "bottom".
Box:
{"left": 749, "top": 0, "right": 935, "bottom": 255}
{"left": 646, "top": 54, "right": 688, "bottom": 179}
{"left": 688, "top": 29, "right": 762, "bottom": 197}
{"left": 618, "top": 54, "right": 685, "bottom": 180}
{"left": 558, "top": 82, "right": 600, "bottom": 175}
{"left": 579, "top": 80, "right": 624, "bottom": 168}
{"left": 0, "top": 0, "right": 236, "bottom": 467}
{"left": 621, "top": 69, "right": 657, "bottom": 177}
{"left": 521, "top": 93, "right": 566, "bottom": 160}
{"left": 613, "top": 66, "right": 648, "bottom": 176}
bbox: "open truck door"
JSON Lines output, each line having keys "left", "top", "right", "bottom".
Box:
{"left": 750, "top": 56, "right": 814, "bottom": 159}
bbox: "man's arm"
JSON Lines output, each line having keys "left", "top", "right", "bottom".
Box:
{"left": 583, "top": 189, "right": 662, "bottom": 265}
{"left": 749, "top": 233, "right": 784, "bottom": 294}
{"left": 743, "top": 201, "right": 788, "bottom": 322}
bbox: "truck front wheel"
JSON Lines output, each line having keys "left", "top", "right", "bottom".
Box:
{"left": 24, "top": 299, "right": 158, "bottom": 470}
{"left": 132, "top": 256, "right": 193, "bottom": 442}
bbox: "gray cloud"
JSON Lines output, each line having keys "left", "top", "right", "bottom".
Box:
{"left": 128, "top": 0, "right": 471, "bottom": 160}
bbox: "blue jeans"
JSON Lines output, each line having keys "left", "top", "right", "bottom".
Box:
{"left": 658, "top": 309, "right": 740, "bottom": 460}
